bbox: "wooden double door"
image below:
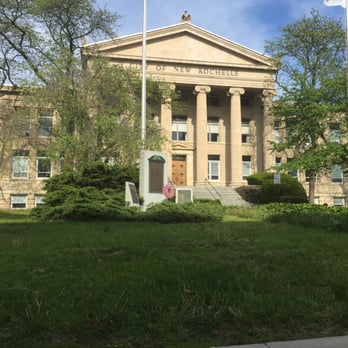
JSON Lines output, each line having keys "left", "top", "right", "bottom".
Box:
{"left": 171, "top": 155, "right": 187, "bottom": 186}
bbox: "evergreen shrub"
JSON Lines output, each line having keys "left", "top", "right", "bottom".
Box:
{"left": 247, "top": 172, "right": 308, "bottom": 204}
{"left": 31, "top": 162, "right": 139, "bottom": 221}
{"left": 141, "top": 200, "right": 224, "bottom": 223}
{"left": 259, "top": 203, "right": 348, "bottom": 232}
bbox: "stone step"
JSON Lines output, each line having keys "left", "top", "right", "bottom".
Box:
{"left": 181, "top": 186, "right": 250, "bottom": 206}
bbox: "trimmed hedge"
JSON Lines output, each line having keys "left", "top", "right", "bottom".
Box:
{"left": 141, "top": 200, "right": 224, "bottom": 223}
{"left": 259, "top": 203, "right": 348, "bottom": 232}
{"left": 247, "top": 172, "right": 308, "bottom": 204}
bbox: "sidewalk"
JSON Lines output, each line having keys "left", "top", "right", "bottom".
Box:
{"left": 211, "top": 335, "right": 348, "bottom": 348}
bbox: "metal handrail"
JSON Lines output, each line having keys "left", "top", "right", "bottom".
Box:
{"left": 204, "top": 178, "right": 222, "bottom": 200}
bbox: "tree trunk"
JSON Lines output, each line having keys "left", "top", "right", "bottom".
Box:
{"left": 308, "top": 175, "right": 316, "bottom": 204}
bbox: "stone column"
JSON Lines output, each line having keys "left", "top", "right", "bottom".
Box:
{"left": 227, "top": 87, "right": 245, "bottom": 186}
{"left": 262, "top": 89, "right": 277, "bottom": 171}
{"left": 253, "top": 93, "right": 264, "bottom": 172}
{"left": 160, "top": 84, "right": 175, "bottom": 180}
{"left": 194, "top": 85, "right": 211, "bottom": 185}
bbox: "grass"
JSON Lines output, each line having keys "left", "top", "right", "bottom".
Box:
{"left": 1, "top": 210, "right": 348, "bottom": 347}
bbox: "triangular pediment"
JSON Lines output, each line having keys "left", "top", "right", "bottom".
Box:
{"left": 84, "top": 22, "right": 273, "bottom": 70}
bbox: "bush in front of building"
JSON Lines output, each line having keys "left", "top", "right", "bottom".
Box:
{"left": 141, "top": 200, "right": 224, "bottom": 223}
{"left": 259, "top": 203, "right": 348, "bottom": 232}
{"left": 31, "top": 162, "right": 139, "bottom": 221}
{"left": 31, "top": 186, "right": 137, "bottom": 221}
{"left": 247, "top": 172, "right": 308, "bottom": 204}
{"left": 45, "top": 161, "right": 139, "bottom": 192}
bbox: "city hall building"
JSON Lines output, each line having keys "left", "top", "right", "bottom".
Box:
{"left": 0, "top": 14, "right": 347, "bottom": 208}
{"left": 83, "top": 14, "right": 277, "bottom": 189}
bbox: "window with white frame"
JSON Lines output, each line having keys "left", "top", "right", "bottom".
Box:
{"left": 331, "top": 164, "right": 343, "bottom": 183}
{"left": 242, "top": 155, "right": 251, "bottom": 180}
{"left": 314, "top": 197, "right": 319, "bottom": 205}
{"left": 333, "top": 197, "right": 345, "bottom": 206}
{"left": 12, "top": 150, "right": 29, "bottom": 179}
{"left": 242, "top": 118, "right": 251, "bottom": 143}
{"left": 172, "top": 115, "right": 187, "bottom": 141}
{"left": 329, "top": 124, "right": 340, "bottom": 143}
{"left": 11, "top": 194, "right": 27, "bottom": 209}
{"left": 36, "top": 151, "right": 51, "bottom": 178}
{"left": 207, "top": 117, "right": 219, "bottom": 142}
{"left": 38, "top": 110, "right": 53, "bottom": 137}
{"left": 14, "top": 107, "right": 30, "bottom": 137}
{"left": 305, "top": 170, "right": 317, "bottom": 183}
{"left": 287, "top": 158, "right": 298, "bottom": 180}
{"left": 208, "top": 155, "right": 220, "bottom": 181}
{"left": 275, "top": 156, "right": 281, "bottom": 166}
{"left": 34, "top": 195, "right": 45, "bottom": 207}
{"left": 274, "top": 121, "right": 281, "bottom": 144}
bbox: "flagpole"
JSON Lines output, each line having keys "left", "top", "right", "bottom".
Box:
{"left": 345, "top": 0, "right": 348, "bottom": 98}
{"left": 141, "top": 0, "right": 147, "bottom": 144}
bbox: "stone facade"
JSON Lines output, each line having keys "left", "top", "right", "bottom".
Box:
{"left": 0, "top": 87, "right": 58, "bottom": 209}
{"left": 83, "top": 21, "right": 277, "bottom": 188}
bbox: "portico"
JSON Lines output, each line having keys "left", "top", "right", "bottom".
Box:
{"left": 83, "top": 15, "right": 277, "bottom": 189}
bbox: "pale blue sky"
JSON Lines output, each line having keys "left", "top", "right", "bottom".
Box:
{"left": 95, "top": 0, "right": 344, "bottom": 54}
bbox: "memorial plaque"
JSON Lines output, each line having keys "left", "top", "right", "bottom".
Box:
{"left": 148, "top": 155, "right": 165, "bottom": 193}
{"left": 125, "top": 181, "right": 139, "bottom": 206}
{"left": 176, "top": 189, "right": 193, "bottom": 204}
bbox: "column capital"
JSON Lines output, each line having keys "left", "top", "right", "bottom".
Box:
{"left": 262, "top": 89, "right": 277, "bottom": 98}
{"left": 227, "top": 87, "right": 245, "bottom": 97}
{"left": 194, "top": 85, "right": 211, "bottom": 94}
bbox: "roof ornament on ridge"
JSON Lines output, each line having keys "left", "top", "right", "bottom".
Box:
{"left": 181, "top": 11, "right": 191, "bottom": 23}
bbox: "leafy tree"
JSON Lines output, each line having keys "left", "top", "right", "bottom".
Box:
{"left": 265, "top": 9, "right": 347, "bottom": 204}
{"left": 31, "top": 58, "right": 174, "bottom": 170}
{"left": 0, "top": 0, "right": 118, "bottom": 87}
{"left": 0, "top": 1, "right": 176, "bottom": 170}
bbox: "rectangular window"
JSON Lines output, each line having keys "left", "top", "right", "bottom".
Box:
{"left": 275, "top": 157, "right": 281, "bottom": 166}
{"left": 172, "top": 115, "right": 187, "bottom": 141}
{"left": 285, "top": 121, "right": 297, "bottom": 141}
{"left": 12, "top": 150, "right": 29, "bottom": 179}
{"left": 333, "top": 197, "right": 345, "bottom": 206}
{"left": 330, "top": 124, "right": 340, "bottom": 143}
{"left": 11, "top": 194, "right": 27, "bottom": 209}
{"left": 14, "top": 108, "right": 30, "bottom": 137}
{"left": 207, "top": 117, "right": 219, "bottom": 142}
{"left": 274, "top": 121, "right": 281, "bottom": 144}
{"left": 242, "top": 118, "right": 251, "bottom": 143}
{"left": 314, "top": 197, "right": 319, "bottom": 205}
{"left": 208, "top": 155, "right": 220, "bottom": 181}
{"left": 242, "top": 155, "right": 251, "bottom": 180}
{"left": 331, "top": 164, "right": 343, "bottom": 183}
{"left": 34, "top": 195, "right": 45, "bottom": 207}
{"left": 37, "top": 151, "right": 51, "bottom": 178}
{"left": 38, "top": 110, "right": 54, "bottom": 137}
{"left": 305, "top": 170, "right": 317, "bottom": 183}
{"left": 287, "top": 158, "right": 298, "bottom": 180}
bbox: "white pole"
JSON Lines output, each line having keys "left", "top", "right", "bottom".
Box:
{"left": 141, "top": 0, "right": 147, "bottom": 143}
{"left": 345, "top": 0, "right": 348, "bottom": 98}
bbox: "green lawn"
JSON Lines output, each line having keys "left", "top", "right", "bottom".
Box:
{"left": 1, "top": 211, "right": 348, "bottom": 347}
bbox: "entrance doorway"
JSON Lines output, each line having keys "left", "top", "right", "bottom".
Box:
{"left": 172, "top": 155, "right": 187, "bottom": 186}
